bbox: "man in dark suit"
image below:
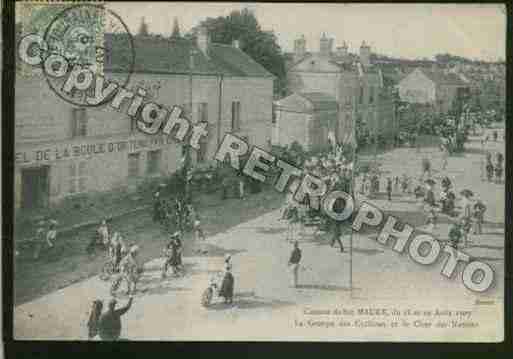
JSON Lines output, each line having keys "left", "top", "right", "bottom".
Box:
{"left": 288, "top": 241, "right": 302, "bottom": 288}
{"left": 98, "top": 297, "right": 134, "bottom": 341}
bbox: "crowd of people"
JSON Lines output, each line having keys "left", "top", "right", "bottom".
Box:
{"left": 86, "top": 216, "right": 233, "bottom": 340}
{"left": 356, "top": 152, "right": 492, "bottom": 250}
{"left": 86, "top": 218, "right": 143, "bottom": 296}
{"left": 23, "top": 122, "right": 504, "bottom": 340}
{"left": 281, "top": 144, "right": 354, "bottom": 254}
{"left": 152, "top": 191, "right": 206, "bottom": 252}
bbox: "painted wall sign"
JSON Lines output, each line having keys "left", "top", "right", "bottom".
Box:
{"left": 15, "top": 135, "right": 176, "bottom": 165}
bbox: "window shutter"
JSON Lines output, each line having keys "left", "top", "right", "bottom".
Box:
{"left": 182, "top": 103, "right": 192, "bottom": 121}
{"left": 69, "top": 162, "right": 77, "bottom": 193}
{"left": 231, "top": 102, "right": 236, "bottom": 131}
{"left": 201, "top": 103, "right": 208, "bottom": 123}
{"left": 69, "top": 162, "right": 77, "bottom": 177}
{"left": 236, "top": 102, "right": 240, "bottom": 131}
{"left": 71, "top": 109, "right": 77, "bottom": 137}
{"left": 79, "top": 161, "right": 87, "bottom": 176}
{"left": 79, "top": 177, "right": 87, "bottom": 192}
{"left": 80, "top": 109, "right": 87, "bottom": 136}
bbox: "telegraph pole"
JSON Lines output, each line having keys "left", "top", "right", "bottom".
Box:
{"left": 184, "top": 46, "right": 194, "bottom": 203}
{"left": 349, "top": 100, "right": 356, "bottom": 299}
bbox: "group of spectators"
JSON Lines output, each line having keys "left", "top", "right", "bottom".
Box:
{"left": 282, "top": 147, "right": 354, "bottom": 253}
{"left": 153, "top": 191, "right": 206, "bottom": 246}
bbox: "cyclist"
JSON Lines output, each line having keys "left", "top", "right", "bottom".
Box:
{"left": 109, "top": 232, "right": 124, "bottom": 272}
{"left": 112, "top": 245, "right": 141, "bottom": 295}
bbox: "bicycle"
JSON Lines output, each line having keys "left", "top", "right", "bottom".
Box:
{"left": 110, "top": 267, "right": 143, "bottom": 295}
{"left": 99, "top": 256, "right": 119, "bottom": 281}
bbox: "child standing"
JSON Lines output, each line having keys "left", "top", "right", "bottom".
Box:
{"left": 386, "top": 178, "right": 393, "bottom": 201}
{"left": 425, "top": 208, "right": 437, "bottom": 232}
{"left": 188, "top": 204, "right": 207, "bottom": 255}
{"left": 448, "top": 222, "right": 462, "bottom": 249}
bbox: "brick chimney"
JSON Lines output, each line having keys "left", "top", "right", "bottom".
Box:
{"left": 320, "top": 32, "right": 332, "bottom": 57}
{"left": 196, "top": 26, "right": 209, "bottom": 54}
{"left": 336, "top": 41, "right": 348, "bottom": 57}
{"left": 294, "top": 35, "right": 306, "bottom": 59}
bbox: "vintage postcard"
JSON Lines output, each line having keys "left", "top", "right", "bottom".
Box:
{"left": 9, "top": 2, "right": 506, "bottom": 342}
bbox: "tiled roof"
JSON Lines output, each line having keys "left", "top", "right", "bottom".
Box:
{"left": 208, "top": 43, "right": 274, "bottom": 77}
{"left": 104, "top": 33, "right": 273, "bottom": 78}
{"left": 276, "top": 92, "right": 338, "bottom": 112}
{"left": 299, "top": 92, "right": 338, "bottom": 110}
{"left": 420, "top": 69, "right": 468, "bottom": 86}
{"left": 285, "top": 52, "right": 312, "bottom": 71}
{"left": 286, "top": 52, "right": 359, "bottom": 72}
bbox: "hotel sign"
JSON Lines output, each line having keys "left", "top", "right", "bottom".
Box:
{"left": 15, "top": 135, "right": 177, "bottom": 165}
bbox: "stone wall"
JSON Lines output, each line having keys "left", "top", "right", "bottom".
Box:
{"left": 14, "top": 72, "right": 273, "bottom": 210}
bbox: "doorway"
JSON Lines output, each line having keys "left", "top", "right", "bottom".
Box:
{"left": 21, "top": 166, "right": 50, "bottom": 209}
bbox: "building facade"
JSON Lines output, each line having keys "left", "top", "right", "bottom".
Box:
{"left": 397, "top": 67, "right": 470, "bottom": 114}
{"left": 14, "top": 25, "right": 274, "bottom": 211}
{"left": 273, "top": 92, "right": 338, "bottom": 151}
{"left": 286, "top": 34, "right": 397, "bottom": 146}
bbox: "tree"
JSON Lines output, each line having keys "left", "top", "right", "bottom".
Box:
{"left": 194, "top": 9, "right": 287, "bottom": 96}
{"left": 171, "top": 17, "right": 181, "bottom": 38}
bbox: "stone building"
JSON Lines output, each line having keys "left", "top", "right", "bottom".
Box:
{"left": 14, "top": 23, "right": 274, "bottom": 211}
{"left": 285, "top": 34, "right": 397, "bottom": 146}
{"left": 397, "top": 67, "right": 470, "bottom": 114}
{"left": 273, "top": 92, "right": 338, "bottom": 151}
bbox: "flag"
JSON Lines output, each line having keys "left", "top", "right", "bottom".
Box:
{"left": 328, "top": 131, "right": 336, "bottom": 151}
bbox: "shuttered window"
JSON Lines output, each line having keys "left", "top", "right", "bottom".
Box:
{"left": 128, "top": 153, "right": 140, "bottom": 178}
{"left": 231, "top": 101, "right": 241, "bottom": 131}
{"left": 198, "top": 102, "right": 208, "bottom": 123}
{"left": 71, "top": 108, "right": 87, "bottom": 137}
{"left": 68, "top": 161, "right": 88, "bottom": 194}
{"left": 198, "top": 138, "right": 207, "bottom": 163}
{"left": 147, "top": 150, "right": 161, "bottom": 174}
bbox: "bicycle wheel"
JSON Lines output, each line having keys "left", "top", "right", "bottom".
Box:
{"left": 110, "top": 276, "right": 122, "bottom": 295}
{"left": 201, "top": 288, "right": 213, "bottom": 307}
{"left": 100, "top": 262, "right": 114, "bottom": 281}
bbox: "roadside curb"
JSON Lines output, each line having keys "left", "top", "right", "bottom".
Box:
{"left": 17, "top": 204, "right": 151, "bottom": 244}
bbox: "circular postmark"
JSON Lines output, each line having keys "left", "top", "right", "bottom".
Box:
{"left": 42, "top": 4, "right": 135, "bottom": 107}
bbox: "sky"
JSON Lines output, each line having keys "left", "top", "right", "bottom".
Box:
{"left": 108, "top": 2, "right": 506, "bottom": 61}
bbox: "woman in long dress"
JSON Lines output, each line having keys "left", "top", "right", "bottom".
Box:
{"left": 219, "top": 265, "right": 234, "bottom": 304}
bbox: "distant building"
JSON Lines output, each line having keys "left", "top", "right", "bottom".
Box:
{"left": 448, "top": 62, "right": 505, "bottom": 113}
{"left": 273, "top": 92, "right": 338, "bottom": 151}
{"left": 285, "top": 34, "right": 397, "bottom": 147}
{"left": 14, "top": 22, "right": 274, "bottom": 211}
{"left": 397, "top": 67, "right": 470, "bottom": 114}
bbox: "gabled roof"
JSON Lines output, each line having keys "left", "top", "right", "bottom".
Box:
{"left": 103, "top": 33, "right": 273, "bottom": 78}
{"left": 286, "top": 52, "right": 358, "bottom": 73}
{"left": 285, "top": 52, "right": 312, "bottom": 71}
{"left": 300, "top": 92, "right": 338, "bottom": 110}
{"left": 418, "top": 68, "right": 468, "bottom": 86}
{"left": 275, "top": 92, "right": 338, "bottom": 112}
{"left": 208, "top": 43, "right": 273, "bottom": 77}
